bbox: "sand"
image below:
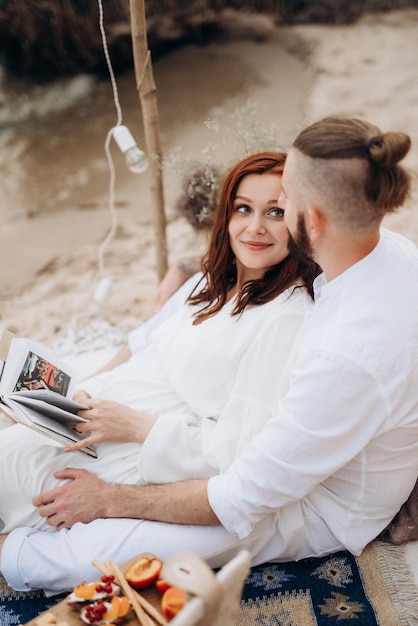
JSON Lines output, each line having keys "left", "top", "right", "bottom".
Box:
{"left": 1, "top": 8, "right": 417, "bottom": 356}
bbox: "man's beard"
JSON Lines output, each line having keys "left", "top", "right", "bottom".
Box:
{"left": 287, "top": 213, "right": 314, "bottom": 262}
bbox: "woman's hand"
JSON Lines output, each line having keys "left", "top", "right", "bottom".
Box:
{"left": 72, "top": 389, "right": 91, "bottom": 404}
{"left": 64, "top": 398, "right": 157, "bottom": 453}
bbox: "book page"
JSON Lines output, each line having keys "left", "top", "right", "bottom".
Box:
{"left": 2, "top": 400, "right": 97, "bottom": 457}
{"left": 4, "top": 394, "right": 88, "bottom": 424}
{"left": 0, "top": 338, "right": 78, "bottom": 397}
{"left": 12, "top": 389, "right": 86, "bottom": 410}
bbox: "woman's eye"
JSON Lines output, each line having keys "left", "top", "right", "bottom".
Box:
{"left": 235, "top": 204, "right": 252, "bottom": 214}
{"left": 269, "top": 207, "right": 285, "bottom": 218}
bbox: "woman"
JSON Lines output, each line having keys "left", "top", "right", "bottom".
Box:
{"left": 0, "top": 152, "right": 319, "bottom": 533}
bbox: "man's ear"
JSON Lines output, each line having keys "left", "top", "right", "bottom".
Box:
{"left": 307, "top": 206, "right": 326, "bottom": 241}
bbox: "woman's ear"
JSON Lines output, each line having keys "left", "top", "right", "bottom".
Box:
{"left": 307, "top": 206, "right": 326, "bottom": 241}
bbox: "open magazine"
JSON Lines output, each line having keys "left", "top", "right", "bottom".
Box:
{"left": 0, "top": 334, "right": 97, "bottom": 457}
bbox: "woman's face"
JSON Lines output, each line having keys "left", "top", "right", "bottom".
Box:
{"left": 228, "top": 173, "right": 289, "bottom": 282}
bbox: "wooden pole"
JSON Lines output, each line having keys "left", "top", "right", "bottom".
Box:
{"left": 129, "top": 0, "right": 168, "bottom": 281}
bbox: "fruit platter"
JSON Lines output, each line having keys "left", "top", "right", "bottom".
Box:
{"left": 26, "top": 552, "right": 190, "bottom": 626}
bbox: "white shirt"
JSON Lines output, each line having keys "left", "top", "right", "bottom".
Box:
{"left": 77, "top": 282, "right": 313, "bottom": 484}
{"left": 208, "top": 229, "right": 418, "bottom": 559}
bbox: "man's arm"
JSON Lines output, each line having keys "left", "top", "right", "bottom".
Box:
{"left": 153, "top": 257, "right": 201, "bottom": 312}
{"left": 33, "top": 468, "right": 220, "bottom": 529}
{"left": 84, "top": 344, "right": 132, "bottom": 378}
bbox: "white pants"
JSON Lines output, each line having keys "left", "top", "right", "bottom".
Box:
{"left": 0, "top": 497, "right": 347, "bottom": 594}
{"left": 0, "top": 422, "right": 143, "bottom": 533}
{"left": 0, "top": 419, "right": 344, "bottom": 593}
{"left": 1, "top": 515, "right": 286, "bottom": 593}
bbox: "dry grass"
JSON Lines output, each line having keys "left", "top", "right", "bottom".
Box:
{"left": 1, "top": 0, "right": 418, "bottom": 77}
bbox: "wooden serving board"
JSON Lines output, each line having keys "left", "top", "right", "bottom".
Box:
{"left": 23, "top": 587, "right": 162, "bottom": 626}
{"left": 23, "top": 555, "right": 166, "bottom": 626}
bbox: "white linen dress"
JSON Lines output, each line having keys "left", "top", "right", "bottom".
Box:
{"left": 0, "top": 284, "right": 313, "bottom": 533}
{"left": 2, "top": 230, "right": 417, "bottom": 594}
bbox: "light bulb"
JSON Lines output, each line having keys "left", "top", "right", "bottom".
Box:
{"left": 124, "top": 145, "right": 148, "bottom": 174}
{"left": 112, "top": 125, "right": 148, "bottom": 174}
{"left": 94, "top": 277, "right": 112, "bottom": 303}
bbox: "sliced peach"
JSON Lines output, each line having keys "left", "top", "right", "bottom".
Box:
{"left": 161, "top": 587, "right": 187, "bottom": 621}
{"left": 125, "top": 556, "right": 162, "bottom": 589}
{"left": 117, "top": 596, "right": 131, "bottom": 618}
{"left": 73, "top": 582, "right": 97, "bottom": 599}
{"left": 103, "top": 596, "right": 120, "bottom": 622}
{"left": 156, "top": 579, "right": 172, "bottom": 594}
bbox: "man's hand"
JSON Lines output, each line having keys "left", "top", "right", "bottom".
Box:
{"left": 33, "top": 470, "right": 219, "bottom": 529}
{"left": 33, "top": 468, "right": 112, "bottom": 529}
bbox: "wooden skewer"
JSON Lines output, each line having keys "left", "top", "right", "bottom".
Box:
{"left": 133, "top": 584, "right": 168, "bottom": 626}
{"left": 91, "top": 559, "right": 110, "bottom": 576}
{"left": 91, "top": 558, "right": 112, "bottom": 578}
{"left": 92, "top": 558, "right": 150, "bottom": 626}
{"left": 91, "top": 558, "right": 167, "bottom": 626}
{"left": 105, "top": 559, "right": 154, "bottom": 626}
{"left": 91, "top": 560, "right": 168, "bottom": 626}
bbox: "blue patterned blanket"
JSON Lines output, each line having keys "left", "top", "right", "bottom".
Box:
{"left": 1, "top": 541, "right": 417, "bottom": 625}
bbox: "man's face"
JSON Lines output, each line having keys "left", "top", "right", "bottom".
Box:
{"left": 280, "top": 149, "right": 314, "bottom": 262}
{"left": 279, "top": 148, "right": 299, "bottom": 237}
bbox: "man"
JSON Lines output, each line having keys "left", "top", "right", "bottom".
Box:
{"left": 2, "top": 116, "right": 417, "bottom": 592}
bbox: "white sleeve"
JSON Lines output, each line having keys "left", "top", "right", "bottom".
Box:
{"left": 127, "top": 273, "right": 203, "bottom": 354}
{"left": 207, "top": 352, "right": 385, "bottom": 539}
{"left": 137, "top": 303, "right": 310, "bottom": 483}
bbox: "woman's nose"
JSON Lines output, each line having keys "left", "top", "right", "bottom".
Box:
{"left": 247, "top": 215, "right": 266, "bottom": 234}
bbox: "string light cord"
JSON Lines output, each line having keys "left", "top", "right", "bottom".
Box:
{"left": 54, "top": 0, "right": 130, "bottom": 356}
{"left": 98, "top": 0, "right": 123, "bottom": 127}
{"left": 97, "top": 127, "right": 118, "bottom": 279}
{"left": 96, "top": 0, "right": 123, "bottom": 282}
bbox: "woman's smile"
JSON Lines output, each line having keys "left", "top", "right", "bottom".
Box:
{"left": 228, "top": 172, "right": 289, "bottom": 284}
{"left": 241, "top": 240, "right": 274, "bottom": 252}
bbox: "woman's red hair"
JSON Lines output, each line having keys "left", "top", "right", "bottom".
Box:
{"left": 189, "top": 152, "right": 320, "bottom": 321}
